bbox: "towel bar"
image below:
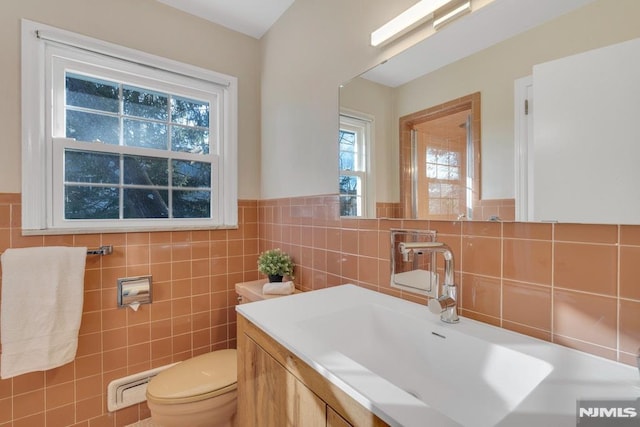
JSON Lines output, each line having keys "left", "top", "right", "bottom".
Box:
{"left": 87, "top": 245, "right": 113, "bottom": 256}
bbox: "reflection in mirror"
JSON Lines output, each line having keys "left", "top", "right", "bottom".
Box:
{"left": 338, "top": 0, "right": 640, "bottom": 223}
{"left": 399, "top": 93, "right": 481, "bottom": 220}
{"left": 339, "top": 111, "right": 374, "bottom": 217}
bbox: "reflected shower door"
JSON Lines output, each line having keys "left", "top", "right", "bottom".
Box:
{"left": 412, "top": 109, "right": 472, "bottom": 220}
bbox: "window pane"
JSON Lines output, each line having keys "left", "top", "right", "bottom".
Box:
{"left": 123, "top": 156, "right": 169, "bottom": 186}
{"left": 173, "top": 190, "right": 211, "bottom": 218}
{"left": 448, "top": 166, "right": 460, "bottom": 180}
{"left": 426, "top": 148, "right": 438, "bottom": 164}
{"left": 339, "top": 175, "right": 362, "bottom": 216}
{"left": 339, "top": 175, "right": 359, "bottom": 196}
{"left": 441, "top": 183, "right": 454, "bottom": 197}
{"left": 437, "top": 165, "right": 450, "bottom": 180}
{"left": 339, "top": 195, "right": 359, "bottom": 216}
{"left": 66, "top": 73, "right": 119, "bottom": 113}
{"left": 437, "top": 150, "right": 450, "bottom": 164}
{"left": 429, "top": 198, "right": 442, "bottom": 215}
{"left": 171, "top": 126, "right": 209, "bottom": 154}
{"left": 339, "top": 152, "right": 354, "bottom": 171}
{"left": 123, "top": 189, "right": 168, "bottom": 218}
{"left": 172, "top": 160, "right": 211, "bottom": 188}
{"left": 124, "top": 118, "right": 168, "bottom": 150}
{"left": 66, "top": 110, "right": 119, "bottom": 144}
{"left": 428, "top": 182, "right": 440, "bottom": 197}
{"left": 65, "top": 186, "right": 119, "bottom": 219}
{"left": 123, "top": 86, "right": 168, "bottom": 120}
{"left": 339, "top": 130, "right": 356, "bottom": 148}
{"left": 171, "top": 96, "right": 209, "bottom": 127}
{"left": 448, "top": 152, "right": 460, "bottom": 166}
{"left": 426, "top": 163, "right": 437, "bottom": 178}
{"left": 65, "top": 150, "right": 119, "bottom": 184}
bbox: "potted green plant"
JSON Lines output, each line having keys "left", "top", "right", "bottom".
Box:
{"left": 257, "top": 248, "right": 294, "bottom": 282}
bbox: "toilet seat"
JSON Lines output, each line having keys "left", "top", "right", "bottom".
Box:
{"left": 146, "top": 349, "right": 237, "bottom": 405}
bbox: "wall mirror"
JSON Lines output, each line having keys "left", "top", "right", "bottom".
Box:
{"left": 338, "top": 0, "right": 640, "bottom": 224}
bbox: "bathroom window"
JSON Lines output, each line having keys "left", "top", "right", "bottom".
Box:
{"left": 339, "top": 113, "right": 373, "bottom": 217}
{"left": 21, "top": 20, "right": 238, "bottom": 233}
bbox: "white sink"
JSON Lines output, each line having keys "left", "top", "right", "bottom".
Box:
{"left": 237, "top": 284, "right": 639, "bottom": 427}
{"left": 298, "top": 303, "right": 553, "bottom": 426}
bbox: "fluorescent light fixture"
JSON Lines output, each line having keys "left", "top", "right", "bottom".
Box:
{"left": 370, "top": 0, "right": 456, "bottom": 47}
{"left": 433, "top": 1, "right": 472, "bottom": 29}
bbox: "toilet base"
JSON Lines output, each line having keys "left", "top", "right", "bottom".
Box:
{"left": 147, "top": 390, "right": 237, "bottom": 427}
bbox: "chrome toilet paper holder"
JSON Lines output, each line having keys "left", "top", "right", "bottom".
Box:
{"left": 117, "top": 276, "right": 152, "bottom": 308}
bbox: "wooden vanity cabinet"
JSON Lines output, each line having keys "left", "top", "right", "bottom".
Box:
{"left": 327, "top": 407, "right": 354, "bottom": 427}
{"left": 237, "top": 314, "right": 388, "bottom": 427}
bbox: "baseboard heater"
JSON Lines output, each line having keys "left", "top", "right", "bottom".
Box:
{"left": 107, "top": 362, "right": 180, "bottom": 412}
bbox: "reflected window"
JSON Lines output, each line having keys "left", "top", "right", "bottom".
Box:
{"left": 409, "top": 107, "right": 473, "bottom": 220}
{"left": 339, "top": 114, "right": 371, "bottom": 217}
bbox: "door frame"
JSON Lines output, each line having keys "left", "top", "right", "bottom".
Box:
{"left": 514, "top": 75, "right": 533, "bottom": 222}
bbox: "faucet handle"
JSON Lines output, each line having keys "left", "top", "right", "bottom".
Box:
{"left": 428, "top": 296, "right": 455, "bottom": 314}
{"left": 428, "top": 298, "right": 444, "bottom": 314}
{"left": 428, "top": 296, "right": 459, "bottom": 323}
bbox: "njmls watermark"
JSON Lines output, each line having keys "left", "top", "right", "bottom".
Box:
{"left": 577, "top": 399, "right": 640, "bottom": 426}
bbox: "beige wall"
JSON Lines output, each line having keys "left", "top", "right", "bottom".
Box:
{"left": 0, "top": 0, "right": 261, "bottom": 199}
{"left": 259, "top": 0, "right": 420, "bottom": 200}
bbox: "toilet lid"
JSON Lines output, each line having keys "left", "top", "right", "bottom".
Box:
{"left": 146, "top": 349, "right": 237, "bottom": 404}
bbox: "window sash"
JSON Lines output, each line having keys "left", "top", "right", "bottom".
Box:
{"left": 48, "top": 48, "right": 223, "bottom": 152}
{"left": 51, "top": 138, "right": 221, "bottom": 228}
{"left": 339, "top": 124, "right": 365, "bottom": 173}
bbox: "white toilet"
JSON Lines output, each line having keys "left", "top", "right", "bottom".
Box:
{"left": 146, "top": 349, "right": 237, "bottom": 427}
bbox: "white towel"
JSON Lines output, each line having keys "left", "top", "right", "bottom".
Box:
{"left": 262, "top": 281, "right": 295, "bottom": 296}
{"left": 1, "top": 246, "right": 87, "bottom": 379}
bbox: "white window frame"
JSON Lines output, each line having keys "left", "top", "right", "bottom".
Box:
{"left": 339, "top": 109, "right": 375, "bottom": 217}
{"left": 21, "top": 19, "right": 238, "bottom": 234}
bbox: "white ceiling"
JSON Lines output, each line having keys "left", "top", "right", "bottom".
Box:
{"left": 156, "top": 0, "right": 296, "bottom": 39}
{"left": 155, "top": 0, "right": 597, "bottom": 86}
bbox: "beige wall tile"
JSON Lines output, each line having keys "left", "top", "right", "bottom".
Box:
{"left": 555, "top": 223, "right": 617, "bottom": 244}
{"left": 460, "top": 274, "right": 501, "bottom": 318}
{"left": 553, "top": 289, "right": 617, "bottom": 348}
{"left": 503, "top": 239, "right": 552, "bottom": 285}
{"left": 619, "top": 245, "right": 640, "bottom": 300}
{"left": 461, "top": 236, "right": 501, "bottom": 276}
{"left": 619, "top": 299, "right": 640, "bottom": 354}
{"left": 554, "top": 242, "right": 617, "bottom": 295}
{"left": 502, "top": 281, "right": 551, "bottom": 330}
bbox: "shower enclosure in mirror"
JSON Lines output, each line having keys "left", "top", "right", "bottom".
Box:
{"left": 399, "top": 93, "right": 480, "bottom": 220}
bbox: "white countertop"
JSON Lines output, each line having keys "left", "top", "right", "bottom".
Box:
{"left": 237, "top": 284, "right": 640, "bottom": 427}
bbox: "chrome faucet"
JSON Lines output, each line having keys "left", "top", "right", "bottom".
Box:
{"left": 425, "top": 243, "right": 460, "bottom": 323}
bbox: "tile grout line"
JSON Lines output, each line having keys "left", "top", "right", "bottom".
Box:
{"left": 616, "top": 224, "right": 621, "bottom": 363}
{"left": 550, "top": 223, "right": 555, "bottom": 345}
